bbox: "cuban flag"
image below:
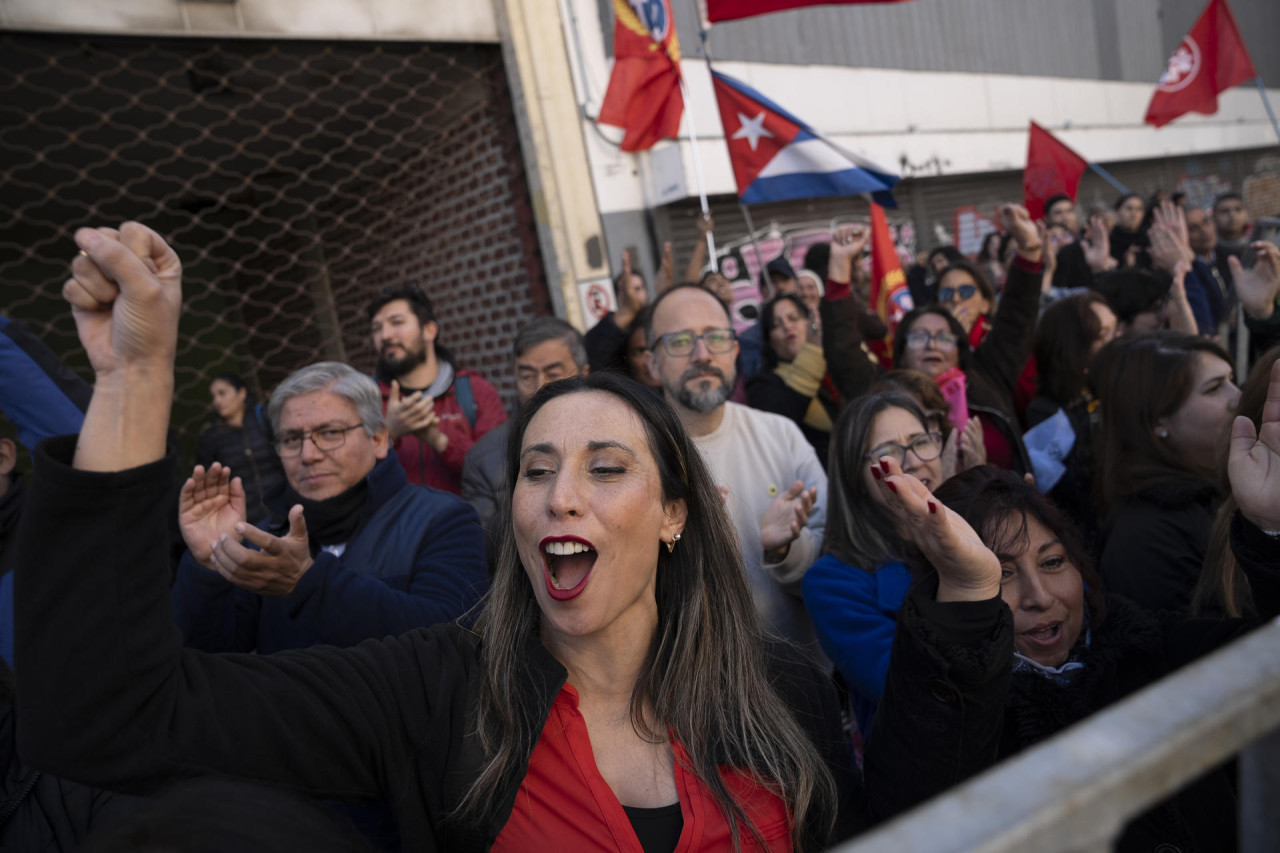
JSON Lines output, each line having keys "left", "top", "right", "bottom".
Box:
{"left": 711, "top": 70, "right": 899, "bottom": 207}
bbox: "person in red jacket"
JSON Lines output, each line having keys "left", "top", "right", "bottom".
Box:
{"left": 368, "top": 284, "right": 506, "bottom": 493}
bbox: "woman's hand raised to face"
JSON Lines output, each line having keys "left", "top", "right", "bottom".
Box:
{"left": 871, "top": 456, "right": 1002, "bottom": 602}
{"left": 1229, "top": 359, "right": 1280, "bottom": 534}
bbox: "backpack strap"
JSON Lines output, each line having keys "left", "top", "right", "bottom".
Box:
{"left": 455, "top": 374, "right": 477, "bottom": 430}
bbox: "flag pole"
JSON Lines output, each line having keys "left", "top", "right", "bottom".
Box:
{"left": 677, "top": 76, "right": 718, "bottom": 271}
{"left": 1255, "top": 77, "right": 1280, "bottom": 144}
{"left": 1087, "top": 162, "right": 1130, "bottom": 197}
{"left": 737, "top": 202, "right": 773, "bottom": 298}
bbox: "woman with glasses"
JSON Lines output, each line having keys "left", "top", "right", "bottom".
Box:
{"left": 802, "top": 392, "right": 948, "bottom": 738}
{"left": 892, "top": 205, "right": 1044, "bottom": 476}
{"left": 196, "top": 373, "right": 285, "bottom": 525}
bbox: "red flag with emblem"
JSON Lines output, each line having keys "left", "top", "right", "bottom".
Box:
{"left": 707, "top": 0, "right": 913, "bottom": 23}
{"left": 1023, "top": 122, "right": 1088, "bottom": 221}
{"left": 598, "top": 0, "right": 684, "bottom": 151}
{"left": 868, "top": 201, "right": 912, "bottom": 362}
{"left": 1144, "top": 0, "right": 1257, "bottom": 128}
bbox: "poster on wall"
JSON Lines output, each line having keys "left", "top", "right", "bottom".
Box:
{"left": 577, "top": 277, "right": 617, "bottom": 331}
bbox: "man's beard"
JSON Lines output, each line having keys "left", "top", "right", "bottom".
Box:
{"left": 669, "top": 363, "right": 733, "bottom": 414}
{"left": 377, "top": 341, "right": 427, "bottom": 380}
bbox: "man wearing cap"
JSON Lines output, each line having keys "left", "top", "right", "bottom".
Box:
{"left": 368, "top": 284, "right": 506, "bottom": 494}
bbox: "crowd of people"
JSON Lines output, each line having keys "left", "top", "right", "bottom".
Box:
{"left": 0, "top": 187, "right": 1279, "bottom": 853}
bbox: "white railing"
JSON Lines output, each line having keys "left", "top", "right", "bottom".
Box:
{"left": 835, "top": 616, "right": 1280, "bottom": 853}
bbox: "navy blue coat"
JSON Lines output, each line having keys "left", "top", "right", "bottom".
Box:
{"left": 172, "top": 451, "right": 487, "bottom": 653}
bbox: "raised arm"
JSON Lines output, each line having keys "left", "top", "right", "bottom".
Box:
{"left": 971, "top": 206, "right": 1042, "bottom": 397}
{"left": 16, "top": 224, "right": 451, "bottom": 801}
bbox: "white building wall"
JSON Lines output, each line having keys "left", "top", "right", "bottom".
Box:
{"left": 0, "top": 0, "right": 498, "bottom": 41}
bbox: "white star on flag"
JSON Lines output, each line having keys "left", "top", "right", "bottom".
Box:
{"left": 731, "top": 111, "right": 773, "bottom": 152}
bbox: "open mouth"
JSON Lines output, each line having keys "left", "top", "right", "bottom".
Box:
{"left": 541, "top": 536, "right": 598, "bottom": 601}
{"left": 1020, "top": 622, "right": 1062, "bottom": 648}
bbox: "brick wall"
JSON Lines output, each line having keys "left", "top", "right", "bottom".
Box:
{"left": 0, "top": 34, "right": 549, "bottom": 462}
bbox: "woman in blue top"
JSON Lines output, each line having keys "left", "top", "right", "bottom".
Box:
{"left": 803, "top": 392, "right": 944, "bottom": 737}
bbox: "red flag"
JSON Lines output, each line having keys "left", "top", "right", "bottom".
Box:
{"left": 1023, "top": 122, "right": 1089, "bottom": 221}
{"left": 1144, "top": 0, "right": 1257, "bottom": 128}
{"left": 598, "top": 0, "right": 683, "bottom": 151}
{"left": 868, "top": 201, "right": 912, "bottom": 361}
{"left": 707, "top": 0, "right": 912, "bottom": 23}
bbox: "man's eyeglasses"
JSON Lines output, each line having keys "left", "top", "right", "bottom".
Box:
{"left": 904, "top": 330, "right": 958, "bottom": 350}
{"left": 649, "top": 328, "right": 736, "bottom": 357}
{"left": 277, "top": 424, "right": 365, "bottom": 457}
{"left": 938, "top": 284, "right": 977, "bottom": 303}
{"left": 865, "top": 432, "right": 944, "bottom": 466}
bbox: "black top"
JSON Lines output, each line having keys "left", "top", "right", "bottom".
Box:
{"left": 623, "top": 802, "right": 684, "bottom": 853}
{"left": 16, "top": 437, "right": 860, "bottom": 853}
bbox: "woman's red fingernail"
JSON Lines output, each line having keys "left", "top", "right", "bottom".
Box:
{"left": 880, "top": 459, "right": 890, "bottom": 474}
{"left": 928, "top": 501, "right": 938, "bottom": 515}
{"left": 887, "top": 481, "right": 898, "bottom": 494}
{"left": 871, "top": 466, "right": 882, "bottom": 480}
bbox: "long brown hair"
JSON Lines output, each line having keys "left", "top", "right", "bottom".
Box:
{"left": 1091, "top": 331, "right": 1231, "bottom": 515}
{"left": 458, "top": 372, "right": 835, "bottom": 850}
{"left": 824, "top": 392, "right": 930, "bottom": 571}
{"left": 1192, "top": 346, "right": 1280, "bottom": 617}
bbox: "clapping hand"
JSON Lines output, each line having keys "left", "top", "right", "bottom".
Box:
{"left": 1231, "top": 242, "right": 1280, "bottom": 321}
{"left": 208, "top": 506, "right": 315, "bottom": 597}
{"left": 870, "top": 456, "right": 1001, "bottom": 602}
{"left": 179, "top": 463, "right": 247, "bottom": 569}
{"left": 760, "top": 479, "right": 818, "bottom": 560}
{"left": 1082, "top": 214, "right": 1115, "bottom": 273}
{"left": 1229, "top": 359, "right": 1280, "bottom": 534}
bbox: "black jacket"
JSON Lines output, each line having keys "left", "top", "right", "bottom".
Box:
{"left": 864, "top": 513, "right": 1280, "bottom": 852}
{"left": 0, "top": 664, "right": 139, "bottom": 851}
{"left": 17, "top": 437, "right": 857, "bottom": 852}
{"left": 1099, "top": 474, "right": 1219, "bottom": 615}
{"left": 195, "top": 411, "right": 285, "bottom": 524}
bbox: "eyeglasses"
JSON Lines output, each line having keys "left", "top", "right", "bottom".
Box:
{"left": 938, "top": 284, "right": 977, "bottom": 303}
{"left": 277, "top": 424, "right": 365, "bottom": 457}
{"left": 865, "top": 432, "right": 944, "bottom": 466}
{"left": 904, "top": 330, "right": 958, "bottom": 350}
{"left": 649, "top": 328, "right": 736, "bottom": 357}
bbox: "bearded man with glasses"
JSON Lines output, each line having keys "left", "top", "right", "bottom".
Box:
{"left": 645, "top": 284, "right": 829, "bottom": 664}
{"left": 171, "top": 361, "right": 487, "bottom": 659}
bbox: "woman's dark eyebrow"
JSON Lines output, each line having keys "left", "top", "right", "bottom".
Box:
{"left": 520, "top": 443, "right": 556, "bottom": 460}
{"left": 1038, "top": 539, "right": 1063, "bottom": 554}
{"left": 587, "top": 441, "right": 637, "bottom": 458}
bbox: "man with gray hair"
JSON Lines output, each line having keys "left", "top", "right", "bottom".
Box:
{"left": 462, "top": 317, "right": 588, "bottom": 546}
{"left": 172, "top": 361, "right": 487, "bottom": 654}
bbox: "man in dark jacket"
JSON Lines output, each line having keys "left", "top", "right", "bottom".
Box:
{"left": 368, "top": 284, "right": 506, "bottom": 494}
{"left": 461, "top": 317, "right": 588, "bottom": 557}
{"left": 171, "top": 361, "right": 487, "bottom": 654}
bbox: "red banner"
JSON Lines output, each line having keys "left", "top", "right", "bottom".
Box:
{"left": 707, "top": 0, "right": 913, "bottom": 23}
{"left": 869, "top": 201, "right": 912, "bottom": 362}
{"left": 1023, "top": 122, "right": 1089, "bottom": 221}
{"left": 1144, "top": 0, "right": 1257, "bottom": 128}
{"left": 598, "top": 0, "right": 684, "bottom": 151}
